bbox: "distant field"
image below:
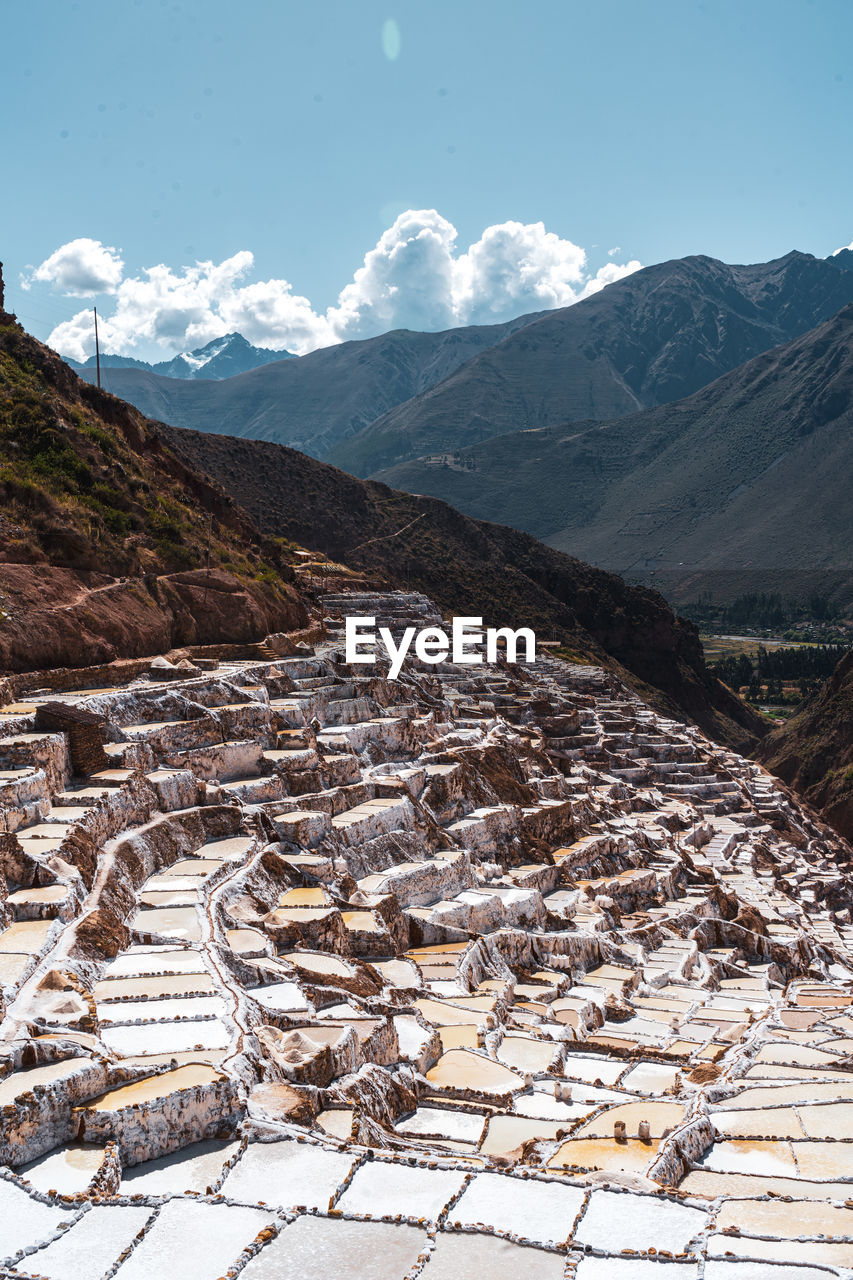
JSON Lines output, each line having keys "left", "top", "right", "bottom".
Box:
{"left": 699, "top": 634, "right": 809, "bottom": 663}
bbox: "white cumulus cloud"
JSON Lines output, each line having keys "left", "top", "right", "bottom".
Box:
{"left": 24, "top": 237, "right": 124, "bottom": 296}
{"left": 454, "top": 220, "right": 588, "bottom": 324}
{"left": 39, "top": 213, "right": 642, "bottom": 360}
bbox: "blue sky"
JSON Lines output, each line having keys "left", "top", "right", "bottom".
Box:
{"left": 4, "top": 0, "right": 853, "bottom": 359}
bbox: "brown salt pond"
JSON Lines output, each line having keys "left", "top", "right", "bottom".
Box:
{"left": 0, "top": 952, "right": 31, "bottom": 987}
{"left": 415, "top": 998, "right": 487, "bottom": 1027}
{"left": 226, "top": 927, "right": 269, "bottom": 957}
{"left": 277, "top": 887, "right": 330, "bottom": 907}
{"left": 7, "top": 885, "right": 68, "bottom": 907}
{"left": 0, "top": 919, "right": 54, "bottom": 952}
{"left": 716, "top": 1196, "right": 853, "bottom": 1238}
{"left": 548, "top": 1135, "right": 660, "bottom": 1173}
{"left": 779, "top": 1008, "right": 825, "bottom": 1029}
{"left": 574, "top": 1100, "right": 685, "bottom": 1139}
{"left": 479, "top": 1114, "right": 564, "bottom": 1157}
{"left": 282, "top": 951, "right": 355, "bottom": 980}
{"left": 680, "top": 1168, "right": 853, "bottom": 1200}
{"left": 438, "top": 1025, "right": 479, "bottom": 1050}
{"left": 342, "top": 910, "right": 383, "bottom": 932}
{"left": 426, "top": 1049, "right": 523, "bottom": 1096}
{"left": 0, "top": 1057, "right": 88, "bottom": 1106}
{"left": 80, "top": 1064, "right": 224, "bottom": 1112}
{"left": 796, "top": 986, "right": 852, "bottom": 1008}
{"left": 95, "top": 972, "right": 217, "bottom": 1000}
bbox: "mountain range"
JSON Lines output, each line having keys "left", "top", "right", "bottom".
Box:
{"left": 73, "top": 250, "right": 853, "bottom": 475}
{"left": 73, "top": 312, "right": 542, "bottom": 457}
{"left": 377, "top": 302, "right": 853, "bottom": 595}
{"left": 68, "top": 331, "right": 295, "bottom": 381}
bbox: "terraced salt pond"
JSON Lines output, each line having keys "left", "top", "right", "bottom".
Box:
{"left": 3, "top": 593, "right": 853, "bottom": 1274}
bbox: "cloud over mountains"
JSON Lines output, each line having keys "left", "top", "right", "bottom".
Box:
{"left": 27, "top": 212, "right": 640, "bottom": 360}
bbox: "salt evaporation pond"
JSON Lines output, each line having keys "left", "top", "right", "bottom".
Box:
{"left": 240, "top": 1216, "right": 426, "bottom": 1280}
{"left": 98, "top": 994, "right": 227, "bottom": 1024}
{"left": 575, "top": 1259, "right": 699, "bottom": 1279}
{"left": 220, "top": 1139, "right": 356, "bottom": 1211}
{"left": 574, "top": 1189, "right": 707, "bottom": 1255}
{"left": 84, "top": 1064, "right": 223, "bottom": 1111}
{"left": 20, "top": 1144, "right": 106, "bottom": 1194}
{"left": 17, "top": 1203, "right": 153, "bottom": 1280}
{"left": 111, "top": 1199, "right": 273, "bottom": 1280}
{"left": 448, "top": 1171, "right": 586, "bottom": 1247}
{"left": 396, "top": 1106, "right": 486, "bottom": 1144}
{"left": 0, "top": 1178, "right": 74, "bottom": 1263}
{"left": 420, "top": 1231, "right": 566, "bottom": 1280}
{"left": 706, "top": 1234, "right": 853, "bottom": 1268}
{"left": 119, "top": 1139, "right": 240, "bottom": 1195}
{"left": 95, "top": 972, "right": 217, "bottom": 999}
{"left": 336, "top": 1159, "right": 466, "bottom": 1220}
{"left": 103, "top": 946, "right": 209, "bottom": 978}
{"left": 100, "top": 1020, "right": 230, "bottom": 1057}
{"left": 704, "top": 1263, "right": 838, "bottom": 1280}
{"left": 0, "top": 1059, "right": 83, "bottom": 1106}
{"left": 425, "top": 1049, "right": 522, "bottom": 1095}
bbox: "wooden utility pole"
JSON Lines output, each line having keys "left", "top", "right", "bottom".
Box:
{"left": 93, "top": 307, "right": 101, "bottom": 389}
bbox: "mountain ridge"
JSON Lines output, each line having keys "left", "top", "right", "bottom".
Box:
{"left": 333, "top": 250, "right": 853, "bottom": 475}
{"left": 375, "top": 301, "right": 853, "bottom": 601}
{"left": 73, "top": 311, "right": 544, "bottom": 458}
{"left": 68, "top": 331, "right": 295, "bottom": 381}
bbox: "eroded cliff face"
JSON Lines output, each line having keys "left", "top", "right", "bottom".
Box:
{"left": 0, "top": 563, "right": 306, "bottom": 673}
{"left": 1, "top": 590, "right": 852, "bottom": 1274}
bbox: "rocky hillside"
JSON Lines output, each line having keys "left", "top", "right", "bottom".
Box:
{"left": 377, "top": 303, "right": 853, "bottom": 597}
{"left": 334, "top": 250, "right": 853, "bottom": 475}
{"left": 74, "top": 311, "right": 542, "bottom": 459}
{"left": 756, "top": 651, "right": 853, "bottom": 841}
{"left": 0, "top": 301, "right": 307, "bottom": 672}
{"left": 160, "top": 423, "right": 765, "bottom": 752}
